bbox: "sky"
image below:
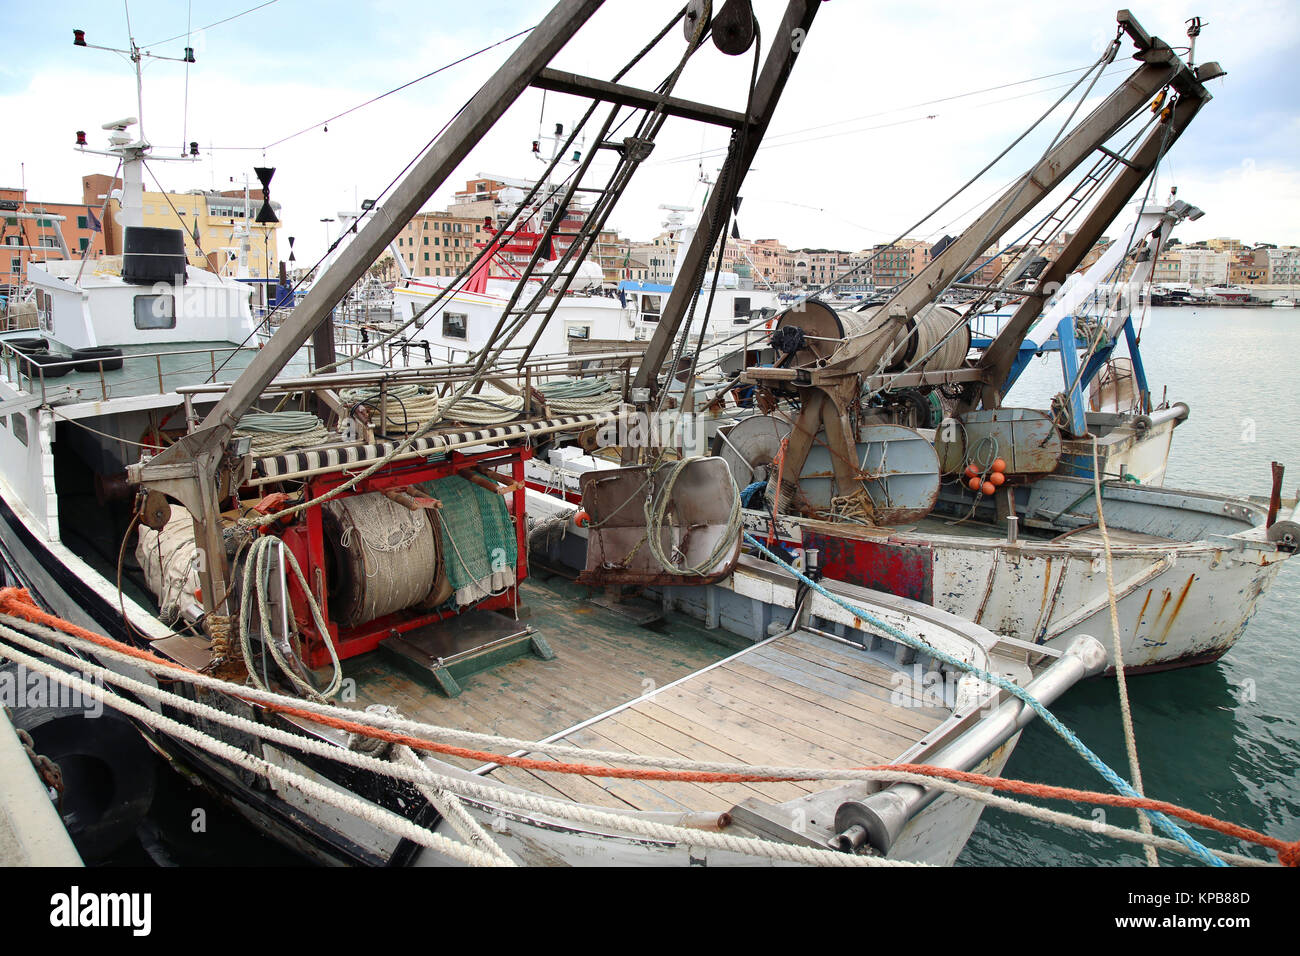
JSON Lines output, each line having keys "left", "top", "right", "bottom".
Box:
{"left": 2, "top": 0, "right": 1297, "bottom": 267}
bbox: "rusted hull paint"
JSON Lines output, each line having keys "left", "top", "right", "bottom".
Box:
{"left": 804, "top": 531, "right": 934, "bottom": 603}
{"left": 1101, "top": 643, "right": 1230, "bottom": 676}
{"left": 920, "top": 537, "right": 1283, "bottom": 672}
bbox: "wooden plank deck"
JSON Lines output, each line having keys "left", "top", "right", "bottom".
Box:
{"left": 491, "top": 630, "right": 952, "bottom": 813}
{"left": 342, "top": 576, "right": 744, "bottom": 770}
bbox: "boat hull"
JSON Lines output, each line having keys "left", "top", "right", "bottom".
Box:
{"left": 0, "top": 478, "right": 1022, "bottom": 868}
{"left": 525, "top": 475, "right": 1289, "bottom": 674}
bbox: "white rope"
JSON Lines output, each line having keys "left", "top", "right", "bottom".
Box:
{"left": 237, "top": 535, "right": 342, "bottom": 701}
{"left": 537, "top": 378, "right": 624, "bottom": 415}
{"left": 0, "top": 627, "right": 906, "bottom": 867}
{"left": 341, "top": 384, "right": 443, "bottom": 436}
{"left": 0, "top": 615, "right": 1271, "bottom": 867}
{"left": 1093, "top": 436, "right": 1158, "bottom": 866}
{"left": 0, "top": 634, "right": 507, "bottom": 867}
{"left": 392, "top": 745, "right": 515, "bottom": 866}
{"left": 442, "top": 391, "right": 525, "bottom": 425}
{"left": 545, "top": 394, "right": 623, "bottom": 414}
{"left": 234, "top": 411, "right": 332, "bottom": 456}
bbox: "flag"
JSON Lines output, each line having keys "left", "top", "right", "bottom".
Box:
{"left": 86, "top": 206, "right": 102, "bottom": 232}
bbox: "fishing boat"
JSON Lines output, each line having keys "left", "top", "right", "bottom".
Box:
{"left": 387, "top": 208, "right": 776, "bottom": 365}
{"left": 0, "top": 1, "right": 1155, "bottom": 869}
{"left": 533, "top": 9, "right": 1297, "bottom": 677}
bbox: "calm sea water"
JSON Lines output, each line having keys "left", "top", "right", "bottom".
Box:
{"left": 958, "top": 306, "right": 1300, "bottom": 865}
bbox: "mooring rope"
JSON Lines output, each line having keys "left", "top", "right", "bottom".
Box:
{"left": 0, "top": 592, "right": 1291, "bottom": 866}
{"left": 2, "top": 590, "right": 1289, "bottom": 868}
{"left": 740, "top": 532, "right": 1226, "bottom": 867}
{"left": 0, "top": 614, "right": 1284, "bottom": 866}
{"left": 1093, "top": 435, "right": 1158, "bottom": 866}
{"left": 233, "top": 411, "right": 332, "bottom": 456}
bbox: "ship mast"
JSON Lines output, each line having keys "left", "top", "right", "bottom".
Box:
{"left": 128, "top": 0, "right": 822, "bottom": 620}
{"left": 71, "top": 27, "right": 200, "bottom": 235}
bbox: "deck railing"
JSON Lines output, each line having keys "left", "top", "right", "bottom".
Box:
{"left": 0, "top": 336, "right": 644, "bottom": 409}
{"left": 0, "top": 341, "right": 272, "bottom": 404}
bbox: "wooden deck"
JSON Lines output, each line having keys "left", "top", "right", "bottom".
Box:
{"left": 489, "top": 629, "right": 951, "bottom": 814}
{"left": 343, "top": 575, "right": 745, "bottom": 770}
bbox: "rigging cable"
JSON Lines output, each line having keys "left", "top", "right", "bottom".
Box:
{"left": 806, "top": 38, "right": 1122, "bottom": 302}
{"left": 145, "top": 0, "right": 281, "bottom": 48}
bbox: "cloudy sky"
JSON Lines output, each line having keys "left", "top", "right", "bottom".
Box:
{"left": 2, "top": 0, "right": 1297, "bottom": 267}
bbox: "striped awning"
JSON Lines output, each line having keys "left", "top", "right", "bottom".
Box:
{"left": 253, "top": 412, "right": 616, "bottom": 481}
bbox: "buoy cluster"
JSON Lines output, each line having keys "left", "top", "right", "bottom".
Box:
{"left": 964, "top": 457, "right": 1007, "bottom": 497}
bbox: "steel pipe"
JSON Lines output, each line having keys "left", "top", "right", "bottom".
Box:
{"left": 830, "top": 634, "right": 1107, "bottom": 854}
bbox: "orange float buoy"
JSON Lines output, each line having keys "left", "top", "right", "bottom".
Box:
{"left": 981, "top": 481, "right": 996, "bottom": 496}
{"left": 964, "top": 463, "right": 980, "bottom": 478}
{"left": 967, "top": 476, "right": 981, "bottom": 491}
{"left": 574, "top": 510, "right": 590, "bottom": 528}
{"left": 990, "top": 471, "right": 1006, "bottom": 486}
{"left": 991, "top": 458, "right": 1007, "bottom": 473}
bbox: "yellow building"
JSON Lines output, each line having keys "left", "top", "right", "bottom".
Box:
{"left": 82, "top": 173, "right": 281, "bottom": 277}
{"left": 395, "top": 210, "right": 487, "bottom": 278}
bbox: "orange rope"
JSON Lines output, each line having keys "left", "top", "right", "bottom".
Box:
{"left": 2, "top": 586, "right": 1294, "bottom": 865}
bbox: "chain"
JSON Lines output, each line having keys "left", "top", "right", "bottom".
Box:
{"left": 3, "top": 704, "right": 65, "bottom": 810}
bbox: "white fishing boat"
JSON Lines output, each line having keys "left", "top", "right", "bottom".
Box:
{"left": 0, "top": 1, "right": 1171, "bottom": 870}
{"left": 534, "top": 8, "right": 1297, "bottom": 678}
{"left": 387, "top": 232, "right": 776, "bottom": 365}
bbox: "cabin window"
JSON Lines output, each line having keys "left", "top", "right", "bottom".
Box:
{"left": 732, "top": 297, "right": 751, "bottom": 320}
{"left": 641, "top": 294, "right": 661, "bottom": 321}
{"left": 443, "top": 312, "right": 467, "bottom": 339}
{"left": 12, "top": 412, "right": 26, "bottom": 446}
{"left": 0, "top": 414, "right": 7, "bottom": 428}
{"left": 567, "top": 326, "right": 590, "bottom": 339}
{"left": 134, "top": 293, "right": 176, "bottom": 330}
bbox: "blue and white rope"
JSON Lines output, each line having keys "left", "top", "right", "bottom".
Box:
{"left": 743, "top": 531, "right": 1224, "bottom": 866}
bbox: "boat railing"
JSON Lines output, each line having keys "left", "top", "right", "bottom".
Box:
{"left": 256, "top": 323, "right": 543, "bottom": 370}
{"left": 169, "top": 347, "right": 646, "bottom": 405}
{"left": 0, "top": 341, "right": 275, "bottom": 404}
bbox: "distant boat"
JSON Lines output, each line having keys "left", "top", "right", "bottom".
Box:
{"left": 1271, "top": 297, "right": 1296, "bottom": 308}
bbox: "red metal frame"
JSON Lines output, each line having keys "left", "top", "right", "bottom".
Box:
{"left": 273, "top": 446, "right": 531, "bottom": 668}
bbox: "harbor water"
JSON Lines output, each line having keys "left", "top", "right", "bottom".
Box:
{"left": 960, "top": 305, "right": 1300, "bottom": 865}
